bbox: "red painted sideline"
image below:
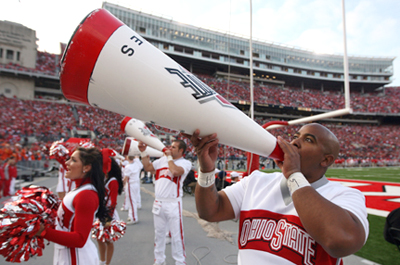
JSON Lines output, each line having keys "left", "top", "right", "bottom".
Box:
{"left": 329, "top": 178, "right": 400, "bottom": 213}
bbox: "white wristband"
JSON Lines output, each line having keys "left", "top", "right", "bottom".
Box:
{"left": 167, "top": 155, "right": 173, "bottom": 161}
{"left": 287, "top": 172, "right": 310, "bottom": 196}
{"left": 197, "top": 170, "right": 215, "bottom": 188}
{"left": 140, "top": 151, "right": 149, "bottom": 158}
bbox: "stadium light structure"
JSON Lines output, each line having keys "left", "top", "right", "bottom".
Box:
{"left": 264, "top": 0, "right": 352, "bottom": 130}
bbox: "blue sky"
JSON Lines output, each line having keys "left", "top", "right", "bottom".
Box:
{"left": 2, "top": 0, "right": 399, "bottom": 86}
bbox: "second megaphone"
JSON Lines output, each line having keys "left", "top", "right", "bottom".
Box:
{"left": 60, "top": 8, "right": 283, "bottom": 161}
{"left": 121, "top": 137, "right": 164, "bottom": 158}
{"left": 121, "top": 117, "right": 166, "bottom": 152}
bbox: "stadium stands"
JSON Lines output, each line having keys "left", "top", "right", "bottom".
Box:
{"left": 0, "top": 51, "right": 59, "bottom": 76}
{"left": 1, "top": 53, "right": 399, "bottom": 167}
{"left": 2, "top": 52, "right": 398, "bottom": 113}
{"left": 198, "top": 74, "right": 400, "bottom": 114}
{"left": 0, "top": 94, "right": 399, "bottom": 167}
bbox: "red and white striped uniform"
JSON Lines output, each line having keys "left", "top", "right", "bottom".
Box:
{"left": 152, "top": 156, "right": 191, "bottom": 265}
{"left": 105, "top": 177, "right": 120, "bottom": 220}
{"left": 44, "top": 181, "right": 99, "bottom": 265}
{"left": 224, "top": 171, "right": 369, "bottom": 265}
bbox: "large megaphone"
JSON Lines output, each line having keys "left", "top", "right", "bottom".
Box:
{"left": 121, "top": 137, "right": 164, "bottom": 158}
{"left": 60, "top": 9, "right": 284, "bottom": 161}
{"left": 121, "top": 117, "right": 166, "bottom": 152}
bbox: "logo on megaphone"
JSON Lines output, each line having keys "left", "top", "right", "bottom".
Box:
{"left": 60, "top": 8, "right": 283, "bottom": 161}
{"left": 121, "top": 117, "right": 166, "bottom": 152}
{"left": 121, "top": 137, "right": 163, "bottom": 158}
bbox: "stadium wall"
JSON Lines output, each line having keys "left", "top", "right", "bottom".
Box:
{"left": 0, "top": 20, "right": 37, "bottom": 69}
{"left": 0, "top": 75, "right": 34, "bottom": 99}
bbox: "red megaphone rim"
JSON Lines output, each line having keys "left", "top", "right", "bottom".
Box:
{"left": 269, "top": 144, "right": 284, "bottom": 161}
{"left": 60, "top": 9, "right": 124, "bottom": 104}
{"left": 120, "top": 116, "right": 132, "bottom": 133}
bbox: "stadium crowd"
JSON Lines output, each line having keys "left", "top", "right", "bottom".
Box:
{"left": 2, "top": 52, "right": 400, "bottom": 113}
{"left": 198, "top": 74, "right": 400, "bottom": 114}
{"left": 0, "top": 95, "right": 399, "bottom": 169}
{"left": 0, "top": 51, "right": 399, "bottom": 170}
{"left": 0, "top": 51, "right": 60, "bottom": 76}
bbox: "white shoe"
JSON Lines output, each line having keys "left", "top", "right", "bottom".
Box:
{"left": 126, "top": 220, "right": 138, "bottom": 225}
{"left": 120, "top": 207, "right": 128, "bottom": 212}
{"left": 165, "top": 236, "right": 171, "bottom": 245}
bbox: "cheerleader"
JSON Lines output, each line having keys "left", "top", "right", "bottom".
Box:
{"left": 36, "top": 147, "right": 109, "bottom": 265}
{"left": 97, "top": 156, "right": 124, "bottom": 265}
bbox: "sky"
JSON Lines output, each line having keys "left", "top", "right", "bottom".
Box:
{"left": 1, "top": 0, "right": 399, "bottom": 86}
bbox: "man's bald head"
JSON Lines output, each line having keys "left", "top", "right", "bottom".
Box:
{"left": 301, "top": 123, "right": 340, "bottom": 161}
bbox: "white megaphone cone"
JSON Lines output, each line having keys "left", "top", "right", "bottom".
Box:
{"left": 121, "top": 117, "right": 166, "bottom": 152}
{"left": 121, "top": 137, "right": 163, "bottom": 158}
{"left": 60, "top": 9, "right": 284, "bottom": 161}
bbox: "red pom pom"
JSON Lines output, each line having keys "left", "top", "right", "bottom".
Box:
{"left": 0, "top": 185, "right": 60, "bottom": 262}
{"left": 91, "top": 219, "right": 126, "bottom": 243}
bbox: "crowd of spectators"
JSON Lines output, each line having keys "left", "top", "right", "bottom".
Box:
{"left": 1, "top": 52, "right": 399, "bottom": 168}
{"left": 35, "top": 51, "right": 60, "bottom": 75}
{"left": 257, "top": 118, "right": 399, "bottom": 166}
{"left": 1, "top": 51, "right": 399, "bottom": 113}
{"left": 0, "top": 96, "right": 125, "bottom": 162}
{"left": 0, "top": 95, "right": 398, "bottom": 168}
{"left": 0, "top": 51, "right": 60, "bottom": 76}
{"left": 197, "top": 74, "right": 400, "bottom": 114}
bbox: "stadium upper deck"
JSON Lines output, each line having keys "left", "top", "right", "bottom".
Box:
{"left": 103, "top": 2, "right": 394, "bottom": 92}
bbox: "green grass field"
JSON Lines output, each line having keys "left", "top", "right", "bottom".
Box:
{"left": 260, "top": 167, "right": 400, "bottom": 264}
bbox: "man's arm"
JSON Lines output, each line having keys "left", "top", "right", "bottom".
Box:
{"left": 138, "top": 142, "right": 156, "bottom": 174}
{"left": 164, "top": 149, "right": 185, "bottom": 176}
{"left": 185, "top": 130, "right": 235, "bottom": 222}
{"left": 167, "top": 160, "right": 184, "bottom": 176}
{"left": 275, "top": 136, "right": 366, "bottom": 258}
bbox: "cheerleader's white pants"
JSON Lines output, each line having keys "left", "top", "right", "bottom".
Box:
{"left": 153, "top": 198, "right": 185, "bottom": 265}
{"left": 127, "top": 181, "right": 139, "bottom": 222}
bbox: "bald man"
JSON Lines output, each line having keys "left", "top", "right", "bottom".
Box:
{"left": 187, "top": 123, "right": 368, "bottom": 265}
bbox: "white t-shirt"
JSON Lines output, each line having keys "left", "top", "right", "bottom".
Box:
{"left": 124, "top": 158, "right": 143, "bottom": 183}
{"left": 152, "top": 156, "right": 191, "bottom": 199}
{"left": 223, "top": 171, "right": 369, "bottom": 265}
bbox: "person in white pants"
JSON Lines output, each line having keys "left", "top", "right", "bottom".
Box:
{"left": 123, "top": 155, "right": 143, "bottom": 224}
{"left": 139, "top": 140, "right": 191, "bottom": 265}
{"left": 120, "top": 158, "right": 129, "bottom": 212}
{"left": 136, "top": 170, "right": 142, "bottom": 209}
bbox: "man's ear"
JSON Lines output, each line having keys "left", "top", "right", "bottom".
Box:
{"left": 321, "top": 154, "right": 335, "bottom": 168}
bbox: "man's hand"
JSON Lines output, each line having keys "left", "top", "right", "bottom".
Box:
{"left": 183, "top": 129, "right": 219, "bottom": 173}
{"left": 138, "top": 141, "right": 147, "bottom": 152}
{"left": 164, "top": 147, "right": 172, "bottom": 157}
{"left": 274, "top": 136, "right": 301, "bottom": 179}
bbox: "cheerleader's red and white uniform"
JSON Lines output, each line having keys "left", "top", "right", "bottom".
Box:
{"left": 43, "top": 179, "right": 99, "bottom": 265}
{"left": 152, "top": 156, "right": 192, "bottom": 265}
{"left": 105, "top": 176, "right": 119, "bottom": 220}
